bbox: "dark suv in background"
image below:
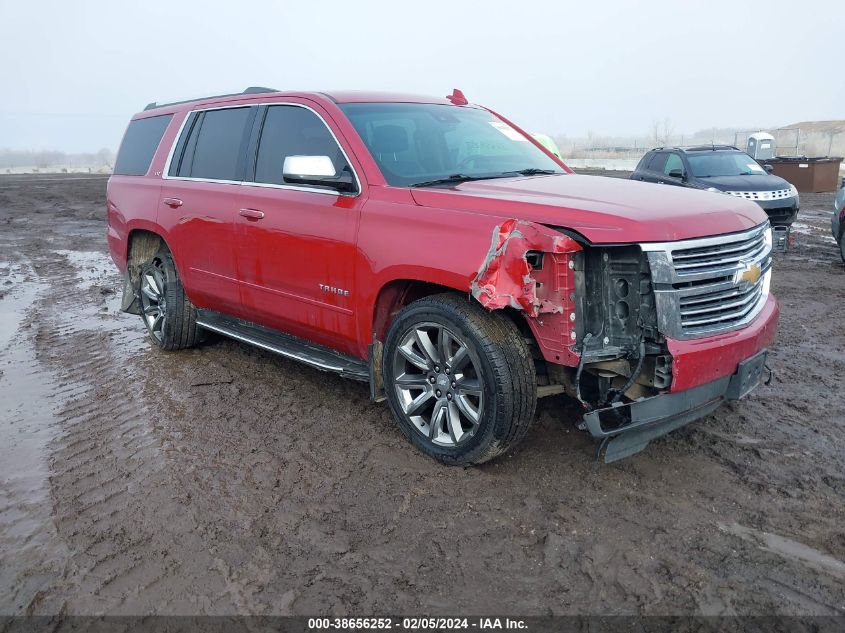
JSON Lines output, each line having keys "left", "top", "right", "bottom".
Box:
{"left": 631, "top": 146, "right": 799, "bottom": 249}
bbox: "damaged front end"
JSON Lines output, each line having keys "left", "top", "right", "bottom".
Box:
{"left": 471, "top": 218, "right": 777, "bottom": 462}
{"left": 471, "top": 220, "right": 676, "bottom": 460}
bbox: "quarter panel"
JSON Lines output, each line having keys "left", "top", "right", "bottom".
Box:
{"left": 106, "top": 175, "right": 162, "bottom": 271}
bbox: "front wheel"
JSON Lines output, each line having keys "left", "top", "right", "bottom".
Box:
{"left": 383, "top": 294, "right": 537, "bottom": 465}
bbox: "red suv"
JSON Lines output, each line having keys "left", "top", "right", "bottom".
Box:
{"left": 108, "top": 87, "right": 778, "bottom": 464}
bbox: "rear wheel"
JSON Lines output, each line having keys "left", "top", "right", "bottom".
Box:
{"left": 383, "top": 294, "right": 536, "bottom": 465}
{"left": 138, "top": 247, "right": 200, "bottom": 351}
{"left": 840, "top": 231, "right": 845, "bottom": 264}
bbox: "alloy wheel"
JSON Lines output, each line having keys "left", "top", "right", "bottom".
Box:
{"left": 139, "top": 259, "right": 168, "bottom": 342}
{"left": 392, "top": 322, "right": 484, "bottom": 446}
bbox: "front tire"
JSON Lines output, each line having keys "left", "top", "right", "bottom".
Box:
{"left": 138, "top": 247, "right": 200, "bottom": 351}
{"left": 383, "top": 294, "right": 536, "bottom": 465}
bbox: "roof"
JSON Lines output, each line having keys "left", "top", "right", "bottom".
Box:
{"left": 140, "top": 87, "right": 455, "bottom": 114}
{"left": 321, "top": 91, "right": 453, "bottom": 105}
{"left": 143, "top": 86, "right": 278, "bottom": 111}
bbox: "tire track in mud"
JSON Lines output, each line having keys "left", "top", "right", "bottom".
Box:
{"left": 24, "top": 250, "right": 231, "bottom": 614}
{"left": 0, "top": 253, "right": 72, "bottom": 615}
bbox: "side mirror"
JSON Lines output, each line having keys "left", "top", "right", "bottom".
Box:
{"left": 763, "top": 164, "right": 774, "bottom": 174}
{"left": 668, "top": 168, "right": 686, "bottom": 180}
{"left": 282, "top": 155, "right": 356, "bottom": 193}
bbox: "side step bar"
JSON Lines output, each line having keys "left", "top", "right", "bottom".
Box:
{"left": 195, "top": 309, "right": 369, "bottom": 382}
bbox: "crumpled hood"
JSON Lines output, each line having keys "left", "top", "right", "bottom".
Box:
{"left": 410, "top": 174, "right": 768, "bottom": 244}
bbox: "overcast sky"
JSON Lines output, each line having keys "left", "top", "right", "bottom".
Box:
{"left": 2, "top": 0, "right": 842, "bottom": 152}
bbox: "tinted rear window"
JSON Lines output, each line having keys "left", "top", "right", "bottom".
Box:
{"left": 113, "top": 114, "right": 173, "bottom": 176}
{"left": 648, "top": 152, "right": 668, "bottom": 173}
{"left": 176, "top": 107, "right": 251, "bottom": 181}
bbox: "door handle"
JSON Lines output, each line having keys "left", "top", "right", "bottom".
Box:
{"left": 163, "top": 197, "right": 183, "bottom": 208}
{"left": 239, "top": 208, "right": 265, "bottom": 220}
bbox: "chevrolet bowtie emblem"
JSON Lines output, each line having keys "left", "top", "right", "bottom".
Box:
{"left": 736, "top": 262, "right": 762, "bottom": 285}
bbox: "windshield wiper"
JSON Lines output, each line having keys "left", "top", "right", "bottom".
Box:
{"left": 411, "top": 169, "right": 560, "bottom": 188}
{"left": 411, "top": 173, "right": 505, "bottom": 188}
{"left": 501, "top": 168, "right": 560, "bottom": 176}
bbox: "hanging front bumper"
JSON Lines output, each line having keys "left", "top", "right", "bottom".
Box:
{"left": 583, "top": 349, "right": 769, "bottom": 463}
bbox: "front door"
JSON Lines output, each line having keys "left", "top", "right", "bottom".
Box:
{"left": 234, "top": 103, "right": 364, "bottom": 354}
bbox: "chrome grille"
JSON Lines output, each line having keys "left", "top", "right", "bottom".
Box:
{"left": 642, "top": 224, "right": 772, "bottom": 339}
{"left": 725, "top": 188, "right": 792, "bottom": 201}
{"left": 671, "top": 231, "right": 767, "bottom": 273}
{"left": 678, "top": 276, "right": 765, "bottom": 331}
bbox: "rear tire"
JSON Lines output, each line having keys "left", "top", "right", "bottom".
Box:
{"left": 840, "top": 231, "right": 845, "bottom": 264}
{"left": 138, "top": 247, "right": 200, "bottom": 351}
{"left": 383, "top": 293, "right": 536, "bottom": 465}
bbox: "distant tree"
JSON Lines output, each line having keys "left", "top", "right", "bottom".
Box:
{"left": 96, "top": 147, "right": 114, "bottom": 167}
{"left": 651, "top": 117, "right": 675, "bottom": 147}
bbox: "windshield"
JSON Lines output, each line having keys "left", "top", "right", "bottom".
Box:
{"left": 687, "top": 151, "right": 767, "bottom": 178}
{"left": 339, "top": 103, "right": 566, "bottom": 187}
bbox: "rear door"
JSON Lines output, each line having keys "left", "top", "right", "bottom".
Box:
{"left": 632, "top": 152, "right": 655, "bottom": 182}
{"left": 159, "top": 106, "right": 256, "bottom": 315}
{"left": 641, "top": 152, "right": 668, "bottom": 183}
{"left": 234, "top": 102, "right": 364, "bottom": 354}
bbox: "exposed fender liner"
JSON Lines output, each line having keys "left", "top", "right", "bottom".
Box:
{"left": 470, "top": 219, "right": 583, "bottom": 365}
{"left": 121, "top": 230, "right": 166, "bottom": 315}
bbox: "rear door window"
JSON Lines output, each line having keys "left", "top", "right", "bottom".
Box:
{"left": 648, "top": 152, "right": 668, "bottom": 173}
{"left": 173, "top": 107, "right": 252, "bottom": 181}
{"left": 253, "top": 105, "right": 350, "bottom": 186}
{"left": 114, "top": 114, "right": 173, "bottom": 176}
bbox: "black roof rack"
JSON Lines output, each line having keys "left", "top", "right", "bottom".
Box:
{"left": 143, "top": 86, "right": 278, "bottom": 111}
{"left": 683, "top": 144, "right": 740, "bottom": 152}
{"left": 651, "top": 144, "right": 739, "bottom": 152}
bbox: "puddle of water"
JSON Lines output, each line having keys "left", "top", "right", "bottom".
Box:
{"left": 719, "top": 523, "right": 845, "bottom": 581}
{"left": 53, "top": 249, "right": 135, "bottom": 335}
{"left": 53, "top": 249, "right": 117, "bottom": 292}
{"left": 0, "top": 250, "right": 144, "bottom": 612}
{"left": 0, "top": 264, "right": 38, "bottom": 351}
{"left": 0, "top": 274, "right": 69, "bottom": 613}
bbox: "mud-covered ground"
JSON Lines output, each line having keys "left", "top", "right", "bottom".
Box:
{"left": 1, "top": 173, "right": 843, "bottom": 617}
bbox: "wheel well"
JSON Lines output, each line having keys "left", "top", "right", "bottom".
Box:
{"left": 371, "top": 279, "right": 535, "bottom": 344}
{"left": 371, "top": 280, "right": 455, "bottom": 342}
{"left": 368, "top": 279, "right": 542, "bottom": 404}
{"left": 121, "top": 230, "right": 167, "bottom": 314}
{"left": 127, "top": 230, "right": 166, "bottom": 276}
